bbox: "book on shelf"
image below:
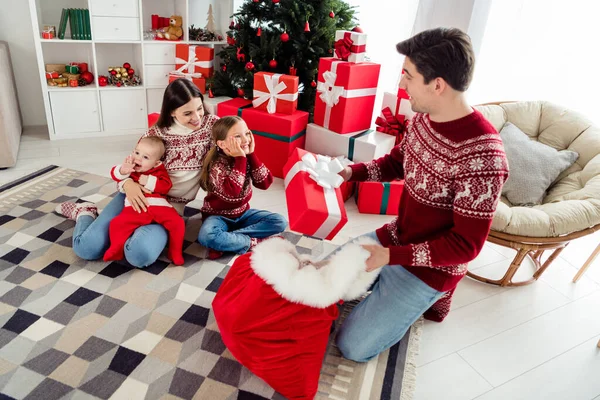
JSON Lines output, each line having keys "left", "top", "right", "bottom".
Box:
{"left": 56, "top": 8, "right": 91, "bottom": 40}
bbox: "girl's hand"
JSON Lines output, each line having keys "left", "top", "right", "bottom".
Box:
{"left": 120, "top": 155, "right": 135, "bottom": 175}
{"left": 224, "top": 136, "right": 246, "bottom": 157}
{"left": 248, "top": 131, "right": 255, "bottom": 154}
{"left": 123, "top": 180, "right": 150, "bottom": 213}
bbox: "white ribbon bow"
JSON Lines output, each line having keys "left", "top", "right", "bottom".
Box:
{"left": 317, "top": 70, "right": 344, "bottom": 108}
{"left": 252, "top": 74, "right": 299, "bottom": 114}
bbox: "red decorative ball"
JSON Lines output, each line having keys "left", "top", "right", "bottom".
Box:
{"left": 237, "top": 88, "right": 245, "bottom": 97}
{"left": 229, "top": 21, "right": 235, "bottom": 29}
{"left": 269, "top": 59, "right": 278, "bottom": 69}
{"left": 98, "top": 75, "right": 108, "bottom": 86}
{"left": 329, "top": 11, "right": 335, "bottom": 18}
{"left": 116, "top": 81, "right": 122, "bottom": 87}
{"left": 80, "top": 71, "right": 94, "bottom": 84}
{"left": 280, "top": 32, "right": 289, "bottom": 42}
{"left": 310, "top": 80, "right": 317, "bottom": 88}
{"left": 245, "top": 61, "right": 255, "bottom": 71}
{"left": 222, "top": 64, "right": 227, "bottom": 72}
{"left": 328, "top": 49, "right": 333, "bottom": 54}
{"left": 253, "top": 0, "right": 259, "bottom": 2}
{"left": 127, "top": 68, "right": 135, "bottom": 76}
{"left": 273, "top": 0, "right": 280, "bottom": 3}
{"left": 110, "top": 70, "right": 117, "bottom": 76}
{"left": 123, "top": 62, "right": 131, "bottom": 69}
{"left": 352, "top": 26, "right": 363, "bottom": 33}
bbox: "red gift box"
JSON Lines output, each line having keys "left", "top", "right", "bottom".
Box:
{"left": 357, "top": 180, "right": 404, "bottom": 215}
{"left": 45, "top": 71, "right": 59, "bottom": 79}
{"left": 283, "top": 148, "right": 348, "bottom": 240}
{"left": 169, "top": 73, "right": 206, "bottom": 93}
{"left": 314, "top": 58, "right": 380, "bottom": 134}
{"left": 376, "top": 88, "right": 414, "bottom": 145}
{"left": 252, "top": 72, "right": 299, "bottom": 115}
{"left": 340, "top": 181, "right": 356, "bottom": 202}
{"left": 175, "top": 44, "right": 214, "bottom": 78}
{"left": 218, "top": 98, "right": 308, "bottom": 178}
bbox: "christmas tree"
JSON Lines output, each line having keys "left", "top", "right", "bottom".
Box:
{"left": 205, "top": 5, "right": 216, "bottom": 33}
{"left": 210, "top": 0, "right": 357, "bottom": 118}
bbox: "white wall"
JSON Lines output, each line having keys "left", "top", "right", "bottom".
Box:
{"left": 0, "top": 0, "right": 46, "bottom": 127}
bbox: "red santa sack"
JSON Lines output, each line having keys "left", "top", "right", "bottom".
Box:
{"left": 212, "top": 237, "right": 378, "bottom": 400}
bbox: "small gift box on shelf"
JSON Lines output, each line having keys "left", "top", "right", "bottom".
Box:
{"left": 45, "top": 64, "right": 66, "bottom": 74}
{"left": 356, "top": 180, "right": 405, "bottom": 215}
{"left": 334, "top": 30, "right": 367, "bottom": 63}
{"left": 63, "top": 73, "right": 80, "bottom": 81}
{"left": 203, "top": 96, "right": 232, "bottom": 115}
{"left": 376, "top": 88, "right": 415, "bottom": 145}
{"left": 42, "top": 25, "right": 56, "bottom": 39}
{"left": 45, "top": 71, "right": 60, "bottom": 79}
{"left": 65, "top": 64, "right": 79, "bottom": 74}
{"left": 169, "top": 73, "right": 206, "bottom": 93}
{"left": 314, "top": 58, "right": 380, "bottom": 134}
{"left": 283, "top": 148, "right": 348, "bottom": 240}
{"left": 218, "top": 98, "right": 309, "bottom": 178}
{"left": 175, "top": 44, "right": 214, "bottom": 78}
{"left": 305, "top": 123, "right": 395, "bottom": 164}
{"left": 252, "top": 72, "right": 299, "bottom": 115}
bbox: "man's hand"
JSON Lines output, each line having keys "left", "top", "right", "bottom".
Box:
{"left": 138, "top": 174, "right": 148, "bottom": 186}
{"left": 120, "top": 155, "right": 135, "bottom": 175}
{"left": 338, "top": 166, "right": 352, "bottom": 182}
{"left": 361, "top": 244, "right": 390, "bottom": 272}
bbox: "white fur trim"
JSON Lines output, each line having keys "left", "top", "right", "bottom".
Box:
{"left": 250, "top": 237, "right": 380, "bottom": 308}
{"left": 145, "top": 175, "right": 157, "bottom": 192}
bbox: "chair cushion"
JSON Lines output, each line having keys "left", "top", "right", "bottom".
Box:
{"left": 500, "top": 122, "right": 579, "bottom": 205}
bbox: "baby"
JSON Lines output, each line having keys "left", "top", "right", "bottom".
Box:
{"left": 104, "top": 136, "right": 185, "bottom": 265}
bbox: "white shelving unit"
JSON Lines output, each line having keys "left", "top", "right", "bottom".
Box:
{"left": 29, "top": 0, "right": 234, "bottom": 140}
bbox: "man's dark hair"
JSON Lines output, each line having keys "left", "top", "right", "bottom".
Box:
{"left": 396, "top": 27, "right": 475, "bottom": 92}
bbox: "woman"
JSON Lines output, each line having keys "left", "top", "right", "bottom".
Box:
{"left": 55, "top": 79, "right": 219, "bottom": 267}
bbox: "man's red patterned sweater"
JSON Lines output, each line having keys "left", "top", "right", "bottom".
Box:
{"left": 349, "top": 110, "right": 509, "bottom": 322}
{"left": 200, "top": 153, "right": 273, "bottom": 219}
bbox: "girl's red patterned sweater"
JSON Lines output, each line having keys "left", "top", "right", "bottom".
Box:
{"left": 349, "top": 110, "right": 509, "bottom": 321}
{"left": 200, "top": 153, "right": 273, "bottom": 219}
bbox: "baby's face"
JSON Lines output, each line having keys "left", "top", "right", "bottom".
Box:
{"left": 132, "top": 141, "right": 161, "bottom": 173}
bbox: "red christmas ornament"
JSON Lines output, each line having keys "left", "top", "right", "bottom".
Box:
{"left": 235, "top": 23, "right": 240, "bottom": 30}
{"left": 253, "top": 0, "right": 259, "bottom": 2}
{"left": 289, "top": 66, "right": 297, "bottom": 76}
{"left": 209, "top": 88, "right": 214, "bottom": 98}
{"left": 110, "top": 70, "right": 117, "bottom": 76}
{"left": 273, "top": 0, "right": 280, "bottom": 3}
{"left": 116, "top": 81, "right": 122, "bottom": 87}
{"left": 304, "top": 20, "right": 310, "bottom": 32}
{"left": 245, "top": 61, "right": 255, "bottom": 71}
{"left": 329, "top": 11, "right": 335, "bottom": 18}
{"left": 127, "top": 68, "right": 135, "bottom": 76}
{"left": 229, "top": 20, "right": 235, "bottom": 29}
{"left": 236, "top": 47, "right": 246, "bottom": 62}
{"left": 80, "top": 71, "right": 94, "bottom": 84}
{"left": 227, "top": 35, "right": 236, "bottom": 45}
{"left": 280, "top": 31, "right": 289, "bottom": 42}
{"left": 123, "top": 62, "right": 131, "bottom": 69}
{"left": 222, "top": 64, "right": 227, "bottom": 72}
{"left": 328, "top": 49, "right": 333, "bottom": 54}
{"left": 352, "top": 26, "right": 364, "bottom": 33}
{"left": 310, "top": 80, "right": 316, "bottom": 88}
{"left": 237, "top": 88, "right": 245, "bottom": 97}
{"left": 269, "top": 59, "right": 277, "bottom": 69}
{"left": 257, "top": 27, "right": 262, "bottom": 36}
{"left": 98, "top": 76, "right": 108, "bottom": 86}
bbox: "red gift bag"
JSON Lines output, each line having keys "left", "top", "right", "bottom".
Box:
{"left": 212, "top": 237, "right": 378, "bottom": 400}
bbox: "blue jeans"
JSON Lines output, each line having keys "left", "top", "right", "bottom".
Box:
{"left": 198, "top": 209, "right": 287, "bottom": 254}
{"left": 336, "top": 232, "right": 444, "bottom": 363}
{"left": 73, "top": 193, "right": 168, "bottom": 268}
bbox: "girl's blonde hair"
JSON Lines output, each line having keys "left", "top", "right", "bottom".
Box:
{"left": 199, "top": 115, "right": 243, "bottom": 191}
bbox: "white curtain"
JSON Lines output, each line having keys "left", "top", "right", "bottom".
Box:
{"left": 468, "top": 0, "right": 600, "bottom": 123}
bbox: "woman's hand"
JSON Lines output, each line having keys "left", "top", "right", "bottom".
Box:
{"left": 123, "top": 180, "right": 151, "bottom": 213}
{"left": 223, "top": 136, "right": 246, "bottom": 157}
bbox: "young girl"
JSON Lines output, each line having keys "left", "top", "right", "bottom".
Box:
{"left": 55, "top": 79, "right": 219, "bottom": 267}
{"left": 198, "top": 116, "right": 287, "bottom": 259}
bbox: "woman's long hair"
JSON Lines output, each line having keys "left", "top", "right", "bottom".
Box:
{"left": 155, "top": 79, "right": 205, "bottom": 128}
{"left": 199, "top": 116, "right": 243, "bottom": 192}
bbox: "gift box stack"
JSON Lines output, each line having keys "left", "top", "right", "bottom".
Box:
{"left": 217, "top": 71, "right": 308, "bottom": 180}
{"left": 169, "top": 44, "right": 214, "bottom": 93}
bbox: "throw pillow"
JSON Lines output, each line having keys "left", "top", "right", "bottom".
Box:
{"left": 500, "top": 122, "right": 579, "bottom": 206}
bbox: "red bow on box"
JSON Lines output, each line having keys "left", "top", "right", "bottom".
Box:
{"left": 375, "top": 107, "right": 408, "bottom": 145}
{"left": 334, "top": 35, "right": 353, "bottom": 61}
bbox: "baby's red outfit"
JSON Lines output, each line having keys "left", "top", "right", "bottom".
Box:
{"left": 104, "top": 163, "right": 185, "bottom": 265}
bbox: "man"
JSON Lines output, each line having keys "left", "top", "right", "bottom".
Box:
{"left": 336, "top": 27, "right": 509, "bottom": 362}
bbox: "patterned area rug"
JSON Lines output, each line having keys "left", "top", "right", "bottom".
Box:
{"left": 0, "top": 166, "right": 421, "bottom": 400}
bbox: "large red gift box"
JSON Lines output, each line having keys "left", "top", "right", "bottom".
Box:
{"left": 283, "top": 148, "right": 348, "bottom": 240}
{"left": 357, "top": 180, "right": 405, "bottom": 215}
{"left": 175, "top": 44, "right": 214, "bottom": 78}
{"left": 252, "top": 72, "right": 299, "bottom": 114}
{"left": 218, "top": 98, "right": 308, "bottom": 178}
{"left": 314, "top": 57, "right": 380, "bottom": 134}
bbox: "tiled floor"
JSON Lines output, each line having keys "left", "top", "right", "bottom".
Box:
{"left": 2, "top": 127, "right": 600, "bottom": 400}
